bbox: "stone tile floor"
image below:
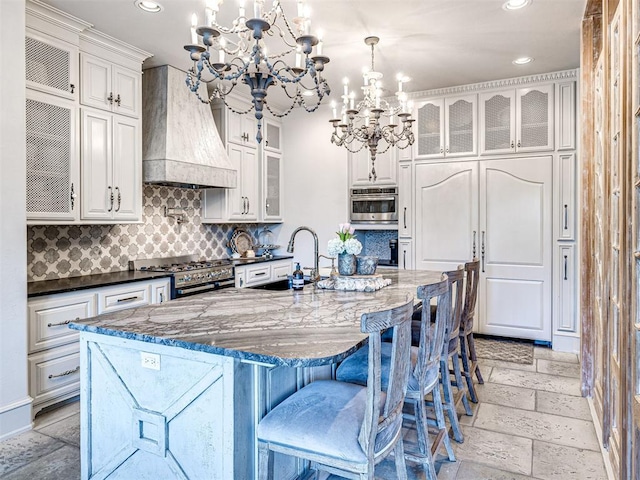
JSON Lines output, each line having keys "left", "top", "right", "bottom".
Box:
{"left": 0, "top": 347, "right": 608, "bottom": 479}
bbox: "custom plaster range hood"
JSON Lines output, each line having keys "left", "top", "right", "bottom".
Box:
{"left": 142, "top": 65, "right": 237, "bottom": 189}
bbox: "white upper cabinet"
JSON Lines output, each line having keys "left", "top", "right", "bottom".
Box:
{"left": 350, "top": 148, "right": 397, "bottom": 186}
{"left": 263, "top": 151, "right": 283, "bottom": 222}
{"left": 26, "top": 30, "right": 78, "bottom": 100}
{"left": 414, "top": 94, "right": 477, "bottom": 160}
{"left": 26, "top": 89, "right": 79, "bottom": 223}
{"left": 80, "top": 108, "right": 140, "bottom": 221}
{"left": 226, "top": 104, "right": 258, "bottom": 147}
{"left": 204, "top": 101, "right": 284, "bottom": 223}
{"left": 480, "top": 84, "right": 554, "bottom": 155}
{"left": 227, "top": 143, "right": 259, "bottom": 221}
{"left": 264, "top": 117, "right": 282, "bottom": 152}
{"left": 80, "top": 53, "right": 141, "bottom": 118}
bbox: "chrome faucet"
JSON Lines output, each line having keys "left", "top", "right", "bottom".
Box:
{"left": 287, "top": 226, "right": 320, "bottom": 283}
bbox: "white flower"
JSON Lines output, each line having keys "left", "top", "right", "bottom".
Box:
{"left": 327, "top": 238, "right": 345, "bottom": 257}
{"left": 344, "top": 238, "right": 363, "bottom": 255}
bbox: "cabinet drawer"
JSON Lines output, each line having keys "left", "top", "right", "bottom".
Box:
{"left": 29, "top": 344, "right": 80, "bottom": 407}
{"left": 272, "top": 263, "right": 292, "bottom": 281}
{"left": 99, "top": 284, "right": 150, "bottom": 313}
{"left": 244, "top": 265, "right": 272, "bottom": 286}
{"left": 28, "top": 293, "right": 95, "bottom": 353}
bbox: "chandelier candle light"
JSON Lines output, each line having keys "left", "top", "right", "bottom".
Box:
{"left": 184, "top": 0, "right": 331, "bottom": 143}
{"left": 329, "top": 36, "right": 414, "bottom": 181}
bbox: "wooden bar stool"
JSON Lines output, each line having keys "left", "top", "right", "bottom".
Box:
{"left": 458, "top": 259, "right": 483, "bottom": 403}
{"left": 335, "top": 275, "right": 454, "bottom": 480}
{"left": 439, "top": 267, "right": 473, "bottom": 444}
{"left": 257, "top": 295, "right": 415, "bottom": 480}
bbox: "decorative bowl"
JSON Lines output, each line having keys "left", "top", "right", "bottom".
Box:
{"left": 356, "top": 256, "right": 378, "bottom": 275}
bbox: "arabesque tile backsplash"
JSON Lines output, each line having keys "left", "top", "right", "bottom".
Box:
{"left": 27, "top": 185, "right": 261, "bottom": 281}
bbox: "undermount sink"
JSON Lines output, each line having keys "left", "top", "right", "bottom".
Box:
{"left": 248, "top": 279, "right": 312, "bottom": 291}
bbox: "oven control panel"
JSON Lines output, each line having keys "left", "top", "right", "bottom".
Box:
{"left": 174, "top": 267, "right": 234, "bottom": 287}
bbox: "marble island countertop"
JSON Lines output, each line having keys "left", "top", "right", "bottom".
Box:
{"left": 69, "top": 269, "right": 442, "bottom": 367}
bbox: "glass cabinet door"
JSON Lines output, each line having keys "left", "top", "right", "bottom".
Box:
{"left": 415, "top": 99, "right": 444, "bottom": 158}
{"left": 480, "top": 90, "right": 515, "bottom": 155}
{"left": 264, "top": 151, "right": 282, "bottom": 221}
{"left": 445, "top": 94, "right": 477, "bottom": 157}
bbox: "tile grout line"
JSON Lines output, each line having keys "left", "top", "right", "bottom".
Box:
{"left": 0, "top": 441, "right": 68, "bottom": 478}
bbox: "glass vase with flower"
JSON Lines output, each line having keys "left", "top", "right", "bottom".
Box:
{"left": 327, "top": 223, "right": 362, "bottom": 276}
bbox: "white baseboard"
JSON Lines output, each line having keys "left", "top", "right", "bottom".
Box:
{"left": 587, "top": 397, "right": 616, "bottom": 480}
{"left": 552, "top": 334, "right": 580, "bottom": 354}
{"left": 0, "top": 396, "right": 34, "bottom": 442}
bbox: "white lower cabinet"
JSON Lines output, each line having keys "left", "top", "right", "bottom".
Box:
{"left": 28, "top": 277, "right": 170, "bottom": 417}
{"left": 235, "top": 259, "right": 293, "bottom": 288}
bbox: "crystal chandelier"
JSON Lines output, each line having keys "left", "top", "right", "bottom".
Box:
{"left": 184, "top": 0, "right": 331, "bottom": 143}
{"left": 329, "top": 36, "right": 414, "bottom": 181}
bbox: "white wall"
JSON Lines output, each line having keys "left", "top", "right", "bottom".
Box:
{"left": 0, "top": 0, "right": 31, "bottom": 440}
{"left": 279, "top": 103, "right": 349, "bottom": 271}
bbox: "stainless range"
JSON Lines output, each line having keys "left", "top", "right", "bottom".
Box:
{"left": 130, "top": 255, "right": 235, "bottom": 299}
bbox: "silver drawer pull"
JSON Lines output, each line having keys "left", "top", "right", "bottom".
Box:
{"left": 48, "top": 366, "right": 80, "bottom": 379}
{"left": 117, "top": 296, "right": 140, "bottom": 303}
{"left": 47, "top": 316, "right": 79, "bottom": 328}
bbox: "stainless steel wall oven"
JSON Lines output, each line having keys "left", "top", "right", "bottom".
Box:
{"left": 350, "top": 187, "right": 398, "bottom": 224}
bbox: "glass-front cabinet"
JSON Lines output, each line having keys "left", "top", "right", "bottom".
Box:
{"left": 480, "top": 85, "right": 554, "bottom": 155}
{"left": 414, "top": 94, "right": 477, "bottom": 159}
{"left": 26, "top": 89, "right": 79, "bottom": 223}
{"left": 263, "top": 151, "right": 283, "bottom": 221}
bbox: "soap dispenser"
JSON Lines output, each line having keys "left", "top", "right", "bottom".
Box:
{"left": 292, "top": 263, "right": 304, "bottom": 291}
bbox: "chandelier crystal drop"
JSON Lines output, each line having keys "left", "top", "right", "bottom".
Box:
{"left": 184, "top": 0, "right": 331, "bottom": 143}
{"left": 329, "top": 36, "right": 414, "bottom": 182}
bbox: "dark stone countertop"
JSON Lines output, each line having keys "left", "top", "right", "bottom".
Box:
{"left": 69, "top": 269, "right": 443, "bottom": 367}
{"left": 27, "top": 271, "right": 174, "bottom": 298}
{"left": 27, "top": 256, "right": 295, "bottom": 298}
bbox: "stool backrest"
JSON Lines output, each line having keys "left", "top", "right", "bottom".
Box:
{"left": 461, "top": 259, "right": 480, "bottom": 334}
{"left": 358, "top": 294, "right": 414, "bottom": 459}
{"left": 414, "top": 275, "right": 451, "bottom": 389}
{"left": 442, "top": 267, "right": 465, "bottom": 344}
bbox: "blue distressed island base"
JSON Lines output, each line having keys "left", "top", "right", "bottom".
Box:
{"left": 71, "top": 269, "right": 442, "bottom": 480}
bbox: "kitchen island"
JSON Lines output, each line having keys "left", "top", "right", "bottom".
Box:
{"left": 70, "top": 269, "right": 442, "bottom": 480}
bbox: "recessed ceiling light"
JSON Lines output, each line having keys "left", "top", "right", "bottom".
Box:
{"left": 502, "top": 0, "right": 532, "bottom": 11}
{"left": 302, "top": 90, "right": 315, "bottom": 97}
{"left": 135, "top": 0, "right": 163, "bottom": 13}
{"left": 513, "top": 56, "right": 534, "bottom": 65}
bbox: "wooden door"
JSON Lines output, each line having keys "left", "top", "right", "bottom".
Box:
{"left": 478, "top": 156, "right": 553, "bottom": 341}
{"left": 606, "top": 8, "right": 624, "bottom": 474}
{"left": 632, "top": 0, "right": 640, "bottom": 476}
{"left": 414, "top": 161, "right": 479, "bottom": 273}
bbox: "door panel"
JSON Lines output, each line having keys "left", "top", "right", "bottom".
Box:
{"left": 112, "top": 116, "right": 139, "bottom": 220}
{"left": 479, "top": 156, "right": 552, "bottom": 341}
{"left": 414, "top": 162, "right": 478, "bottom": 272}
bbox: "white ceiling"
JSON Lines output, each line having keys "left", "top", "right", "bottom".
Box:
{"left": 42, "top": 0, "right": 585, "bottom": 102}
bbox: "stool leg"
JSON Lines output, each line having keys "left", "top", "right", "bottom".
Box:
{"left": 452, "top": 351, "right": 473, "bottom": 416}
{"left": 393, "top": 438, "right": 409, "bottom": 480}
{"left": 432, "top": 385, "right": 456, "bottom": 462}
{"left": 459, "top": 334, "right": 478, "bottom": 403}
{"left": 440, "top": 358, "right": 464, "bottom": 443}
{"left": 467, "top": 333, "right": 484, "bottom": 384}
{"left": 414, "top": 395, "right": 437, "bottom": 480}
{"left": 258, "top": 442, "right": 273, "bottom": 480}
